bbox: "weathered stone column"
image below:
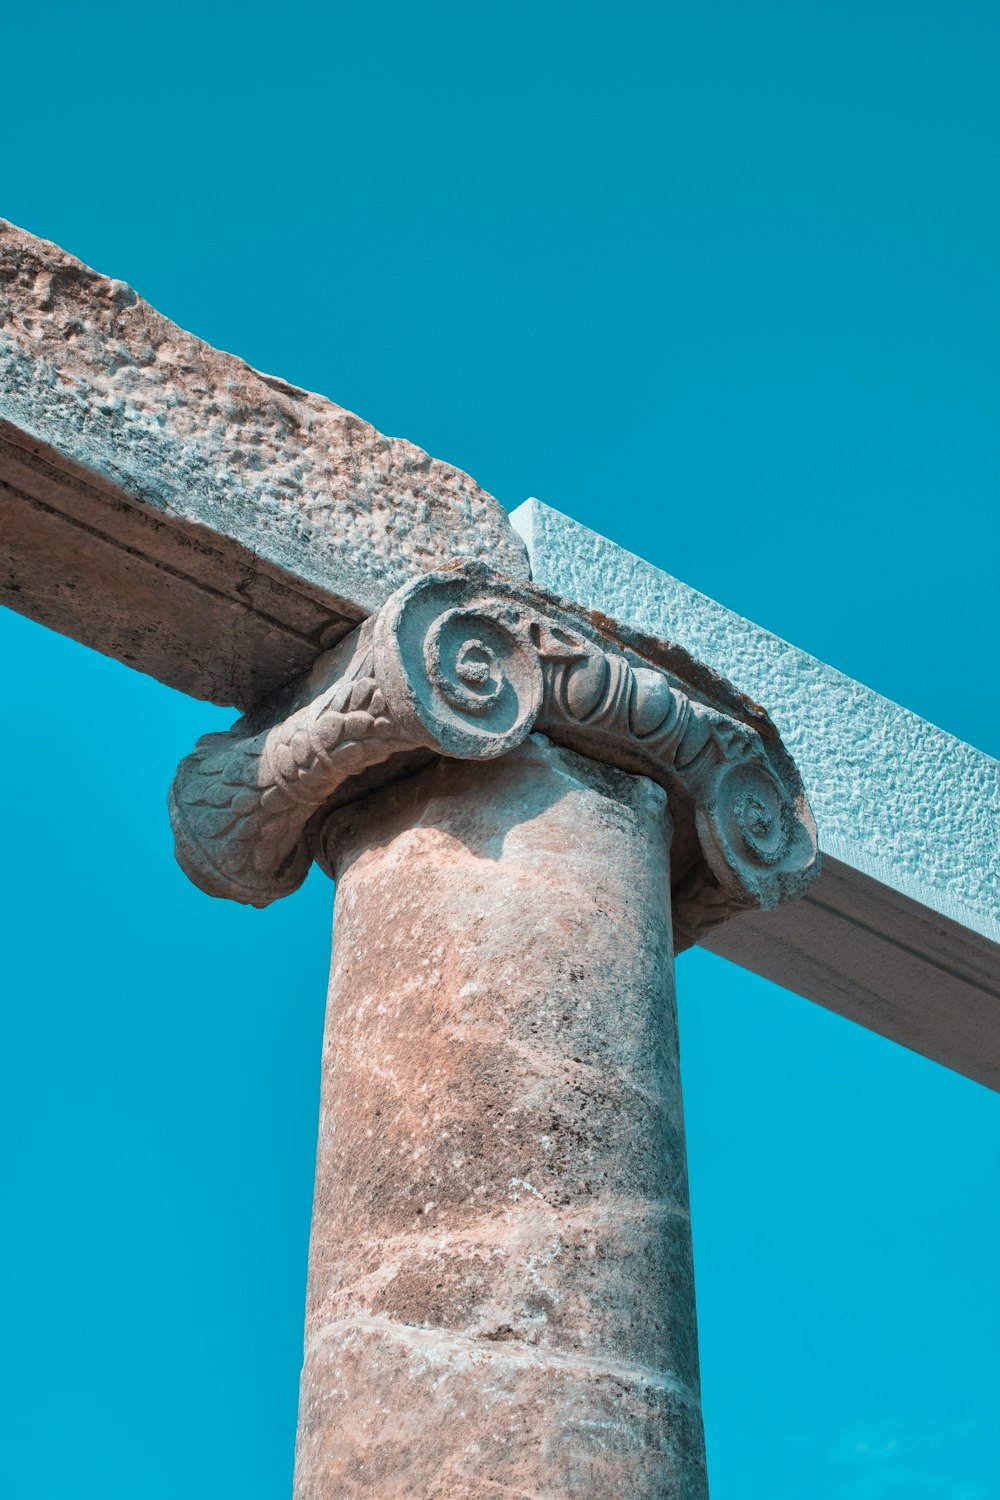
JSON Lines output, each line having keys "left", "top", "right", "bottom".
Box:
{"left": 297, "top": 738, "right": 702, "bottom": 1496}
{"left": 169, "top": 564, "right": 819, "bottom": 1499}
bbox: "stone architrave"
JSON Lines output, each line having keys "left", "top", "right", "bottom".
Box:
{"left": 0, "top": 219, "right": 527, "bottom": 708}
{"left": 170, "top": 565, "right": 819, "bottom": 1496}
{"left": 512, "top": 500, "right": 1000, "bottom": 1089}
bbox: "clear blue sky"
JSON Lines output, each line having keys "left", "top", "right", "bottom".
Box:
{"left": 2, "top": 3, "right": 998, "bottom": 1497}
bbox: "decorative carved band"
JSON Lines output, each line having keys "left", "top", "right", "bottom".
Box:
{"left": 169, "top": 566, "right": 819, "bottom": 947}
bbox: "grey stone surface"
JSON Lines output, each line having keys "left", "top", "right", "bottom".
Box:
{"left": 512, "top": 498, "right": 1000, "bottom": 1089}
{"left": 295, "top": 738, "right": 709, "bottom": 1498}
{"left": 169, "top": 565, "right": 819, "bottom": 949}
{"left": 0, "top": 220, "right": 527, "bottom": 707}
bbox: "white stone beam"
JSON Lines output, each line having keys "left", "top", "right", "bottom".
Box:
{"left": 0, "top": 221, "right": 527, "bottom": 709}
{"left": 511, "top": 499, "right": 1000, "bottom": 1092}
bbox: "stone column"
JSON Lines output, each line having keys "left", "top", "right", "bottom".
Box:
{"left": 168, "top": 563, "right": 819, "bottom": 1500}
{"left": 295, "top": 737, "right": 705, "bottom": 1498}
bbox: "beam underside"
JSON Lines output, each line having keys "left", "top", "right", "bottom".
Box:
{"left": 0, "top": 425, "right": 360, "bottom": 707}
{"left": 701, "top": 855, "right": 1000, "bottom": 1092}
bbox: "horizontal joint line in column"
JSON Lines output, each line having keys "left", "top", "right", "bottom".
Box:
{"left": 303, "top": 1313, "right": 698, "bottom": 1401}
{"left": 307, "top": 1197, "right": 692, "bottom": 1256}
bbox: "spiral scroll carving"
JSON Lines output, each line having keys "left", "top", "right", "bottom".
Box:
{"left": 530, "top": 630, "right": 816, "bottom": 923}
{"left": 374, "top": 593, "right": 544, "bottom": 759}
{"left": 679, "top": 727, "right": 816, "bottom": 913}
{"left": 169, "top": 564, "right": 819, "bottom": 942}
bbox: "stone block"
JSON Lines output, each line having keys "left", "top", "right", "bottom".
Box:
{"left": 0, "top": 220, "right": 527, "bottom": 707}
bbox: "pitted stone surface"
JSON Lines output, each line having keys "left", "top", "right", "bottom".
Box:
{"left": 294, "top": 738, "right": 708, "bottom": 1498}
{"left": 512, "top": 498, "right": 998, "bottom": 940}
{"left": 0, "top": 219, "right": 527, "bottom": 705}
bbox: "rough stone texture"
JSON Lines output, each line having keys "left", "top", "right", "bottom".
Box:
{"left": 512, "top": 498, "right": 1000, "bottom": 1089}
{"left": 0, "top": 219, "right": 527, "bottom": 707}
{"left": 169, "top": 565, "right": 819, "bottom": 953}
{"left": 294, "top": 737, "right": 708, "bottom": 1498}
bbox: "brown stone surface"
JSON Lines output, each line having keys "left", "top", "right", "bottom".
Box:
{"left": 0, "top": 219, "right": 527, "bottom": 707}
{"left": 294, "top": 736, "right": 708, "bottom": 1498}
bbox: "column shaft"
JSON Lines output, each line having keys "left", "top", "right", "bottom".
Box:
{"left": 293, "top": 735, "right": 708, "bottom": 1499}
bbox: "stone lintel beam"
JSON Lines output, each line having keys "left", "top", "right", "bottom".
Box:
{"left": 0, "top": 220, "right": 527, "bottom": 709}
{"left": 512, "top": 499, "right": 1000, "bottom": 1091}
{"left": 169, "top": 564, "right": 819, "bottom": 951}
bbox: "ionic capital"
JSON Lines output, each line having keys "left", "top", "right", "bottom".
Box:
{"left": 169, "top": 566, "right": 818, "bottom": 947}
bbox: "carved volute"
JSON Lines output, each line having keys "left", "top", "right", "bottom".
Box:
{"left": 169, "top": 565, "right": 819, "bottom": 948}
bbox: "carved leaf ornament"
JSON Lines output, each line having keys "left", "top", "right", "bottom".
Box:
{"left": 170, "top": 566, "right": 819, "bottom": 948}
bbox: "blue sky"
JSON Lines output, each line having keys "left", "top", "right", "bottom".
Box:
{"left": 2, "top": 3, "right": 998, "bottom": 1496}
